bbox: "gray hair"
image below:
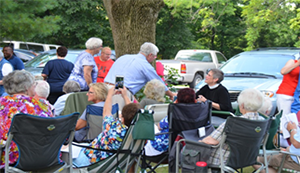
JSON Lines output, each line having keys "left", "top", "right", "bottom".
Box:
{"left": 237, "top": 88, "right": 263, "bottom": 112}
{"left": 139, "top": 42, "right": 159, "bottom": 56}
{"left": 89, "top": 83, "right": 108, "bottom": 101}
{"left": 85, "top": 37, "right": 103, "bottom": 50}
{"left": 63, "top": 80, "right": 81, "bottom": 93}
{"left": 3, "top": 70, "right": 35, "bottom": 95}
{"left": 35, "top": 80, "right": 50, "bottom": 98}
{"left": 258, "top": 96, "right": 273, "bottom": 116}
{"left": 143, "top": 79, "right": 165, "bottom": 102}
{"left": 210, "top": 68, "right": 224, "bottom": 83}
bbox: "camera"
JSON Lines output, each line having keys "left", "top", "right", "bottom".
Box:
{"left": 115, "top": 76, "right": 124, "bottom": 89}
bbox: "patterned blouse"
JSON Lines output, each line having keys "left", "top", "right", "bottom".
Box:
{"left": 0, "top": 95, "right": 53, "bottom": 168}
{"left": 83, "top": 115, "right": 127, "bottom": 163}
{"left": 150, "top": 116, "right": 169, "bottom": 152}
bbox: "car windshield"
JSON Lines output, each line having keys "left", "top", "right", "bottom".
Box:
{"left": 25, "top": 52, "right": 79, "bottom": 68}
{"left": 176, "top": 52, "right": 212, "bottom": 62}
{"left": 221, "top": 54, "right": 293, "bottom": 78}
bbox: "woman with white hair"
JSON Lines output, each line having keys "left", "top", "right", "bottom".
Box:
{"left": 69, "top": 37, "right": 103, "bottom": 91}
{"left": 139, "top": 79, "right": 166, "bottom": 108}
{"left": 34, "top": 80, "right": 55, "bottom": 114}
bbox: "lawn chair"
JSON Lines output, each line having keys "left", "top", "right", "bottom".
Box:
{"left": 73, "top": 109, "right": 154, "bottom": 173}
{"left": 145, "top": 103, "right": 169, "bottom": 124}
{"left": 277, "top": 150, "right": 300, "bottom": 173}
{"left": 84, "top": 103, "right": 119, "bottom": 142}
{"left": 176, "top": 116, "right": 272, "bottom": 173}
{"left": 142, "top": 101, "right": 212, "bottom": 173}
{"left": 4, "top": 112, "right": 79, "bottom": 173}
{"left": 60, "top": 91, "right": 93, "bottom": 116}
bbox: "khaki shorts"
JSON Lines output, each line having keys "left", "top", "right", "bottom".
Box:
{"left": 258, "top": 153, "right": 300, "bottom": 171}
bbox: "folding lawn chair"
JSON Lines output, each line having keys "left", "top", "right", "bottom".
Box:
{"left": 141, "top": 101, "right": 212, "bottom": 173}
{"left": 277, "top": 151, "right": 300, "bottom": 173}
{"left": 145, "top": 103, "right": 169, "bottom": 124}
{"left": 73, "top": 109, "right": 154, "bottom": 173}
{"left": 4, "top": 112, "right": 79, "bottom": 173}
{"left": 60, "top": 91, "right": 93, "bottom": 116}
{"left": 176, "top": 116, "right": 272, "bottom": 173}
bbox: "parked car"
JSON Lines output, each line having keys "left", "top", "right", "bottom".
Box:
{"left": 194, "top": 48, "right": 300, "bottom": 116}
{"left": 158, "top": 49, "right": 227, "bottom": 88}
{"left": 0, "top": 47, "right": 37, "bottom": 63}
{"left": 0, "top": 41, "right": 61, "bottom": 53}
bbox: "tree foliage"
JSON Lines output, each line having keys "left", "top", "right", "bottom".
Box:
{"left": 0, "top": 0, "right": 60, "bottom": 42}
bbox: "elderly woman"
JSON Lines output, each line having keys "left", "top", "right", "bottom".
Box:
{"left": 200, "top": 88, "right": 265, "bottom": 165}
{"left": 68, "top": 37, "right": 103, "bottom": 91}
{"left": 75, "top": 82, "right": 108, "bottom": 131}
{"left": 54, "top": 80, "right": 81, "bottom": 116}
{"left": 34, "top": 80, "right": 55, "bottom": 113}
{"left": 0, "top": 70, "right": 53, "bottom": 168}
{"left": 139, "top": 79, "right": 166, "bottom": 108}
{"left": 195, "top": 68, "right": 233, "bottom": 118}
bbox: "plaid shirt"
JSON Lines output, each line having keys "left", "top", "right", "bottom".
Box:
{"left": 208, "top": 112, "right": 264, "bottom": 165}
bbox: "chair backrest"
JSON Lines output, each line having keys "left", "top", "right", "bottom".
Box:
{"left": 5, "top": 113, "right": 79, "bottom": 171}
{"left": 86, "top": 103, "right": 119, "bottom": 140}
{"left": 265, "top": 110, "right": 282, "bottom": 149}
{"left": 168, "top": 102, "right": 212, "bottom": 148}
{"left": 60, "top": 91, "right": 93, "bottom": 116}
{"left": 221, "top": 116, "right": 271, "bottom": 169}
{"left": 145, "top": 103, "right": 169, "bottom": 124}
{"left": 87, "top": 109, "right": 154, "bottom": 173}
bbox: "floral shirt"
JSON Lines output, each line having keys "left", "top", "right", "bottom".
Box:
{"left": 83, "top": 115, "right": 127, "bottom": 163}
{"left": 150, "top": 116, "right": 169, "bottom": 152}
{"left": 0, "top": 95, "right": 53, "bottom": 168}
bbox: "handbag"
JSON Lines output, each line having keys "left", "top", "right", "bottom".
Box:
{"left": 132, "top": 109, "right": 155, "bottom": 140}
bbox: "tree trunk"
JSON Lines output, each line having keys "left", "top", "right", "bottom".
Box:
{"left": 103, "top": 0, "right": 164, "bottom": 59}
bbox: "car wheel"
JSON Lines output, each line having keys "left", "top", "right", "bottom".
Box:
{"left": 189, "top": 74, "right": 203, "bottom": 88}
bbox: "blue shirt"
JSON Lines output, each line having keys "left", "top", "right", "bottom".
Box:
{"left": 68, "top": 51, "right": 98, "bottom": 91}
{"left": 7, "top": 55, "right": 24, "bottom": 70}
{"left": 104, "top": 53, "right": 168, "bottom": 94}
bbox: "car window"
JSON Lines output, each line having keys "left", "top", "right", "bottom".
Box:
{"left": 221, "top": 54, "right": 292, "bottom": 78}
{"left": 49, "top": 46, "right": 57, "bottom": 50}
{"left": 20, "top": 43, "right": 44, "bottom": 53}
{"left": 14, "top": 52, "right": 32, "bottom": 62}
{"left": 176, "top": 52, "right": 212, "bottom": 62}
{"left": 216, "top": 53, "right": 227, "bottom": 63}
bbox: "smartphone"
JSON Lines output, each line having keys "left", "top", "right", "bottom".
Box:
{"left": 115, "top": 75, "right": 124, "bottom": 89}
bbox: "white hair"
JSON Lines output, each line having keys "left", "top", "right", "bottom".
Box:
{"left": 85, "top": 37, "right": 103, "bottom": 50}
{"left": 258, "top": 96, "right": 273, "bottom": 116}
{"left": 139, "top": 42, "right": 159, "bottom": 56}
{"left": 238, "top": 88, "right": 263, "bottom": 112}
{"left": 35, "top": 80, "right": 50, "bottom": 99}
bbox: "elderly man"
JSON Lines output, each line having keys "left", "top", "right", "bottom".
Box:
{"left": 104, "top": 42, "right": 175, "bottom": 110}
{"left": 0, "top": 51, "right": 13, "bottom": 96}
{"left": 200, "top": 88, "right": 265, "bottom": 165}
{"left": 2, "top": 45, "right": 24, "bottom": 70}
{"left": 94, "top": 47, "right": 114, "bottom": 83}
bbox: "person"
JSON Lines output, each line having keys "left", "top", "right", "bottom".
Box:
{"left": 156, "top": 61, "right": 165, "bottom": 81}
{"left": 73, "top": 86, "right": 139, "bottom": 167}
{"left": 69, "top": 37, "right": 103, "bottom": 91}
{"left": 253, "top": 121, "right": 300, "bottom": 172}
{"left": 199, "top": 88, "right": 265, "bottom": 165}
{"left": 104, "top": 42, "right": 176, "bottom": 111}
{"left": 75, "top": 83, "right": 108, "bottom": 132}
{"left": 94, "top": 47, "right": 114, "bottom": 83}
{"left": 0, "top": 70, "right": 53, "bottom": 168}
{"left": 34, "top": 80, "right": 55, "bottom": 114}
{"left": 2, "top": 45, "right": 24, "bottom": 70}
{"left": 139, "top": 79, "right": 166, "bottom": 108}
{"left": 258, "top": 96, "right": 273, "bottom": 116}
{"left": 54, "top": 80, "right": 81, "bottom": 116}
{"left": 0, "top": 51, "right": 13, "bottom": 97}
{"left": 42, "top": 46, "right": 74, "bottom": 104}
{"left": 195, "top": 68, "right": 233, "bottom": 118}
{"left": 144, "top": 88, "right": 196, "bottom": 156}
{"left": 276, "top": 58, "right": 300, "bottom": 117}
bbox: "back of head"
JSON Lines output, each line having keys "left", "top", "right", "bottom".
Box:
{"left": 89, "top": 83, "right": 108, "bottom": 101}
{"left": 63, "top": 80, "right": 81, "bottom": 93}
{"left": 122, "top": 103, "right": 140, "bottom": 126}
{"left": 3, "top": 70, "right": 35, "bottom": 95}
{"left": 139, "top": 42, "right": 159, "bottom": 56}
{"left": 35, "top": 80, "right": 50, "bottom": 99}
{"left": 144, "top": 79, "right": 165, "bottom": 102}
{"left": 85, "top": 37, "right": 103, "bottom": 50}
{"left": 177, "top": 88, "right": 195, "bottom": 103}
{"left": 57, "top": 46, "right": 68, "bottom": 57}
{"left": 258, "top": 96, "right": 273, "bottom": 116}
{"left": 238, "top": 88, "right": 263, "bottom": 112}
{"left": 210, "top": 68, "right": 224, "bottom": 83}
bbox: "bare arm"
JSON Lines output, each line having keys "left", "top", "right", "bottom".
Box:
{"left": 201, "top": 136, "right": 220, "bottom": 145}
{"left": 75, "top": 119, "right": 87, "bottom": 130}
{"left": 83, "top": 65, "right": 93, "bottom": 86}
{"left": 287, "top": 122, "right": 300, "bottom": 148}
{"left": 41, "top": 74, "right": 48, "bottom": 80}
{"left": 281, "top": 59, "right": 300, "bottom": 75}
{"left": 197, "top": 95, "right": 221, "bottom": 110}
{"left": 166, "top": 90, "right": 176, "bottom": 101}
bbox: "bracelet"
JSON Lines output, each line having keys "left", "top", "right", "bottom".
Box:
{"left": 289, "top": 129, "right": 297, "bottom": 133}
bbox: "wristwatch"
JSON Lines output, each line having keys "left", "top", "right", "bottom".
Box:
{"left": 289, "top": 129, "right": 297, "bottom": 133}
